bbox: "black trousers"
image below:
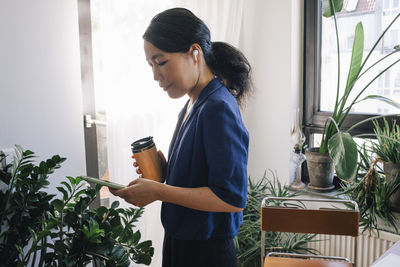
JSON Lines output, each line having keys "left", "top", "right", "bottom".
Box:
{"left": 162, "top": 232, "right": 238, "bottom": 267}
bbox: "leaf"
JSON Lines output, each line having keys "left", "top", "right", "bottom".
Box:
{"left": 51, "top": 199, "right": 64, "bottom": 212}
{"left": 322, "top": 0, "right": 344, "bottom": 17}
{"left": 64, "top": 256, "right": 77, "bottom": 267}
{"left": 95, "top": 206, "right": 108, "bottom": 218}
{"left": 37, "top": 229, "right": 51, "bottom": 240}
{"left": 66, "top": 176, "right": 76, "bottom": 186}
{"left": 345, "top": 22, "right": 364, "bottom": 93}
{"left": 51, "top": 155, "right": 66, "bottom": 165}
{"left": 111, "top": 201, "right": 120, "bottom": 210}
{"left": 361, "top": 95, "right": 400, "bottom": 109}
{"left": 110, "top": 245, "right": 125, "bottom": 260}
{"left": 82, "top": 220, "right": 104, "bottom": 243}
{"left": 137, "top": 240, "right": 152, "bottom": 250}
{"left": 328, "top": 132, "right": 358, "bottom": 181}
{"left": 61, "top": 181, "right": 72, "bottom": 193}
{"left": 28, "top": 227, "right": 37, "bottom": 241}
{"left": 64, "top": 211, "right": 79, "bottom": 226}
{"left": 131, "top": 230, "right": 141, "bottom": 245}
{"left": 75, "top": 176, "right": 83, "bottom": 184}
{"left": 57, "top": 186, "right": 69, "bottom": 201}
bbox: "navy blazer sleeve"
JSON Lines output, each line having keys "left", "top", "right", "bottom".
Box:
{"left": 199, "top": 99, "right": 249, "bottom": 208}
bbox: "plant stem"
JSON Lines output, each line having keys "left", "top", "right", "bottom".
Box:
{"left": 327, "top": 117, "right": 341, "bottom": 134}
{"left": 331, "top": 0, "right": 341, "bottom": 119}
{"left": 339, "top": 58, "right": 400, "bottom": 126}
{"left": 86, "top": 252, "right": 109, "bottom": 261}
{"left": 340, "top": 50, "right": 400, "bottom": 114}
{"left": 322, "top": 11, "right": 400, "bottom": 154}
{"left": 359, "top": 12, "right": 400, "bottom": 73}
{"left": 38, "top": 236, "right": 47, "bottom": 267}
{"left": 358, "top": 50, "right": 399, "bottom": 79}
{"left": 338, "top": 13, "right": 400, "bottom": 125}
{"left": 347, "top": 114, "right": 400, "bottom": 133}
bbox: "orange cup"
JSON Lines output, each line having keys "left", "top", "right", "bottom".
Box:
{"left": 131, "top": 136, "right": 162, "bottom": 182}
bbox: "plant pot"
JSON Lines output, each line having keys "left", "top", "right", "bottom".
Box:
{"left": 305, "top": 147, "right": 335, "bottom": 191}
{"left": 383, "top": 162, "right": 400, "bottom": 212}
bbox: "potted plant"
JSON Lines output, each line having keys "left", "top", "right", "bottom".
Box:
{"left": 235, "top": 171, "right": 318, "bottom": 267}
{"left": 339, "top": 143, "right": 400, "bottom": 234}
{"left": 371, "top": 118, "right": 400, "bottom": 211}
{"left": 0, "top": 145, "right": 154, "bottom": 266}
{"left": 306, "top": 0, "right": 400, "bottom": 190}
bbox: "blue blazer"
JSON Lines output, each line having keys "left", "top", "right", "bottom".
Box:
{"left": 161, "top": 78, "right": 249, "bottom": 240}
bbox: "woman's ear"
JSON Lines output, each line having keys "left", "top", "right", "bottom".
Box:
{"left": 189, "top": 44, "right": 202, "bottom": 63}
{"left": 193, "top": 50, "right": 199, "bottom": 62}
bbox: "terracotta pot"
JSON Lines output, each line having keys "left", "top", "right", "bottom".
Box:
{"left": 305, "top": 147, "right": 335, "bottom": 191}
{"left": 383, "top": 162, "right": 400, "bottom": 212}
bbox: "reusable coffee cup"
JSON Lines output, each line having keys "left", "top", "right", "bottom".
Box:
{"left": 131, "top": 136, "right": 163, "bottom": 182}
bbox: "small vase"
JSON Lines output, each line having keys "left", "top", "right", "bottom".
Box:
{"left": 305, "top": 147, "right": 335, "bottom": 191}
{"left": 289, "top": 150, "right": 306, "bottom": 189}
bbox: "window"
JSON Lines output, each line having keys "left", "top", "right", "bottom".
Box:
{"left": 304, "top": 0, "right": 400, "bottom": 149}
{"left": 385, "top": 70, "right": 391, "bottom": 88}
{"left": 395, "top": 72, "right": 400, "bottom": 87}
{"left": 347, "top": 35, "right": 355, "bottom": 50}
{"left": 383, "top": 0, "right": 400, "bottom": 15}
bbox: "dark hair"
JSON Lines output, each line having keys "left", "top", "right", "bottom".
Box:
{"left": 143, "top": 8, "right": 252, "bottom": 105}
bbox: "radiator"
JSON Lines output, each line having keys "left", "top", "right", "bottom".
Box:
{"left": 308, "top": 229, "right": 400, "bottom": 267}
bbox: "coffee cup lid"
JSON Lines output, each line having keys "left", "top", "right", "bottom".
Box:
{"left": 131, "top": 136, "right": 155, "bottom": 153}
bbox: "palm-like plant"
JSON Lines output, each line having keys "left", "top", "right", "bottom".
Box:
{"left": 319, "top": 0, "right": 400, "bottom": 181}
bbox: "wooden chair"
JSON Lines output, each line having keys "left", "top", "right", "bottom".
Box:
{"left": 261, "top": 197, "right": 359, "bottom": 267}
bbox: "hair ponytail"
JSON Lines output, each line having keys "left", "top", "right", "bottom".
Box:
{"left": 206, "top": 42, "right": 252, "bottom": 106}
{"left": 143, "top": 8, "right": 252, "bottom": 105}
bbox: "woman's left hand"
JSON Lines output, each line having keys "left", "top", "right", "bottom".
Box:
{"left": 110, "top": 178, "right": 162, "bottom": 207}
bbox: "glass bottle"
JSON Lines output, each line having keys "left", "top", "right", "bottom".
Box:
{"left": 289, "top": 108, "right": 305, "bottom": 189}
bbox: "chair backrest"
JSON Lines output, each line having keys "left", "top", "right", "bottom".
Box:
{"left": 260, "top": 197, "right": 360, "bottom": 264}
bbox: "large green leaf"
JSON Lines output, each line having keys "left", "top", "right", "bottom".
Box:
{"left": 322, "top": 0, "right": 344, "bottom": 17}
{"left": 345, "top": 22, "right": 364, "bottom": 93}
{"left": 328, "top": 132, "right": 358, "bottom": 181}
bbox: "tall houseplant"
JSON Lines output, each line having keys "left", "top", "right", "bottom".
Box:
{"left": 306, "top": 0, "right": 400, "bottom": 189}
{"left": 0, "top": 146, "right": 154, "bottom": 267}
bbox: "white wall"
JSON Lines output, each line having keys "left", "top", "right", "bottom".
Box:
{"left": 0, "top": 0, "right": 304, "bottom": 199}
{"left": 0, "top": 0, "right": 86, "bottom": 194}
{"left": 240, "top": 0, "right": 304, "bottom": 184}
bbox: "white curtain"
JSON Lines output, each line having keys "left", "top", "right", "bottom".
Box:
{"left": 93, "top": 1, "right": 244, "bottom": 265}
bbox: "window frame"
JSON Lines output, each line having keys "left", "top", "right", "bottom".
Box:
{"left": 303, "top": 0, "right": 386, "bottom": 147}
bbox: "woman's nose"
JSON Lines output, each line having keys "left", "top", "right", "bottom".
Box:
{"left": 153, "top": 69, "right": 162, "bottom": 82}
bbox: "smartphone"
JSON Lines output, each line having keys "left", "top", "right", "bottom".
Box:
{"left": 81, "top": 176, "right": 125, "bottom": 190}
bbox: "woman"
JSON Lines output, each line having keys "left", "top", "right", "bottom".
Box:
{"left": 112, "top": 7, "right": 251, "bottom": 267}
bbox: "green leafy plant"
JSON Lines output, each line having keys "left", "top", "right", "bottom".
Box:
{"left": 235, "top": 171, "right": 318, "bottom": 267}
{"left": 318, "top": 0, "right": 400, "bottom": 181}
{"left": 339, "top": 145, "right": 400, "bottom": 234}
{"left": 0, "top": 145, "right": 154, "bottom": 267}
{"left": 371, "top": 118, "right": 400, "bottom": 163}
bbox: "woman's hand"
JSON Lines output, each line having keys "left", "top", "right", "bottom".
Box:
{"left": 133, "top": 150, "right": 167, "bottom": 182}
{"left": 110, "top": 178, "right": 162, "bottom": 207}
